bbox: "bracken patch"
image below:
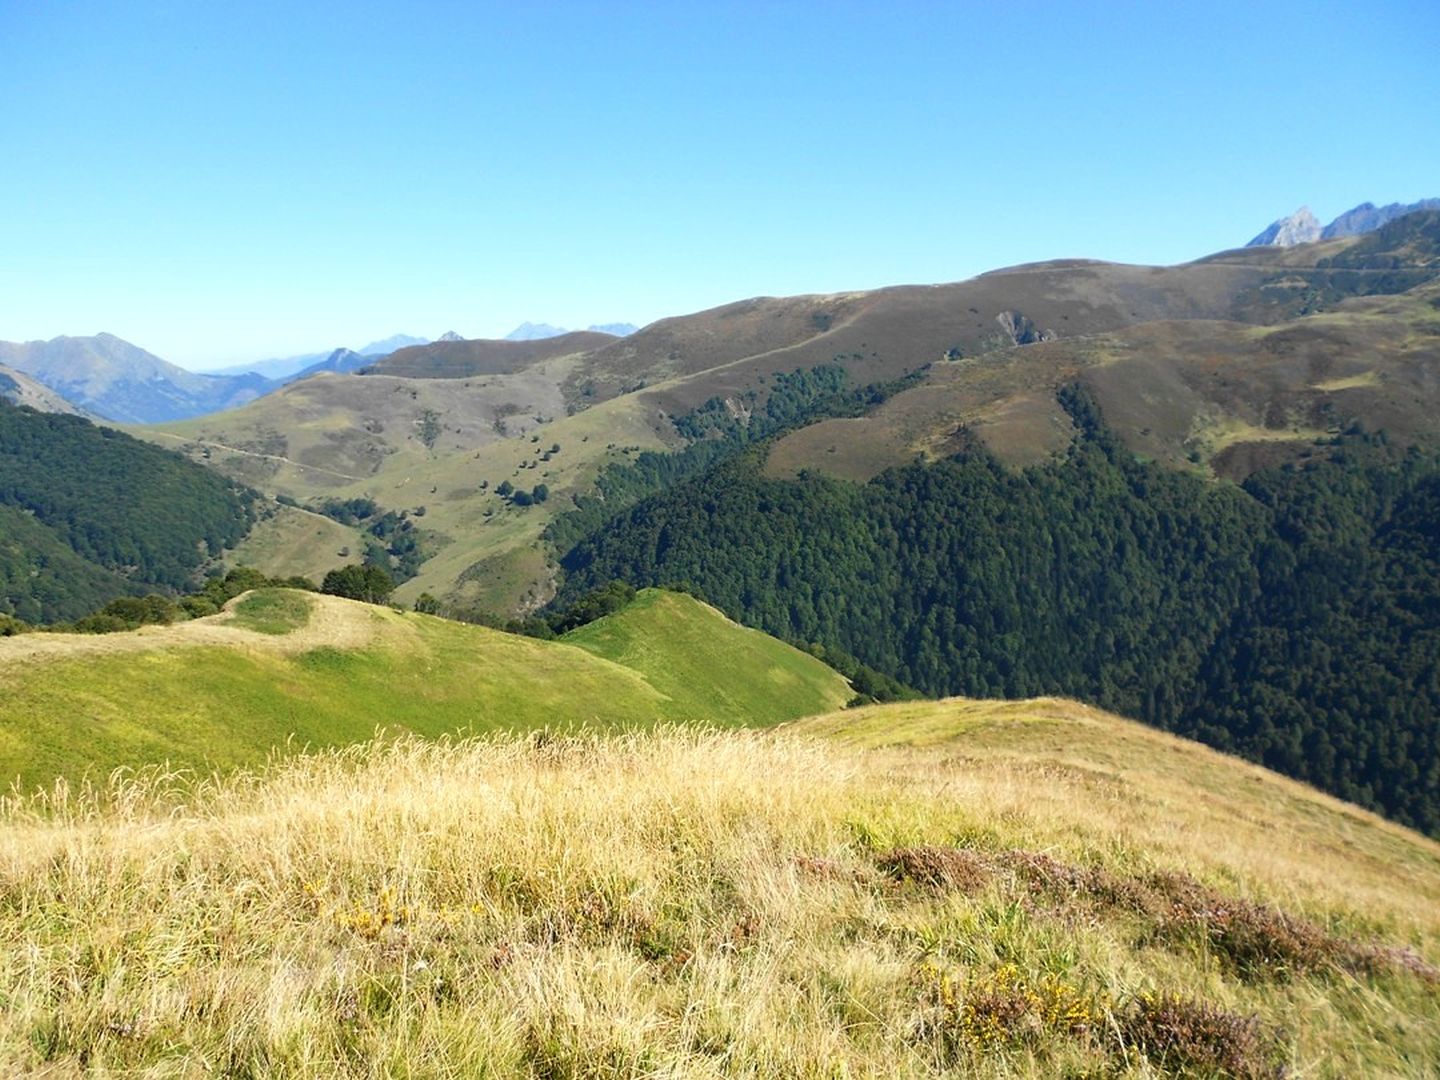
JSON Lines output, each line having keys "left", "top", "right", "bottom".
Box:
{"left": 877, "top": 846, "right": 992, "bottom": 892}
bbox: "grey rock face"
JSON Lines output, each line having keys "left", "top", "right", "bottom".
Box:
{"left": 1247, "top": 206, "right": 1323, "bottom": 247}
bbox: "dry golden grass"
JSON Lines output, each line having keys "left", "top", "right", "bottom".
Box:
{"left": 1, "top": 702, "right": 1436, "bottom": 1077}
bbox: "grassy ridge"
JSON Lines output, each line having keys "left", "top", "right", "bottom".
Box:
{"left": 0, "top": 589, "right": 849, "bottom": 790}
{"left": 1, "top": 703, "right": 1435, "bottom": 1076}
{"left": 563, "top": 589, "right": 853, "bottom": 723}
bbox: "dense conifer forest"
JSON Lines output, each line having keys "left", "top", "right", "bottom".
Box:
{"left": 0, "top": 400, "right": 257, "bottom": 622}
{"left": 557, "top": 390, "right": 1440, "bottom": 834}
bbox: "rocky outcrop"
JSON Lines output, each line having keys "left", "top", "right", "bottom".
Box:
{"left": 995, "top": 310, "right": 1058, "bottom": 346}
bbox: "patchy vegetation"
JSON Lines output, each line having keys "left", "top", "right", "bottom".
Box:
{"left": 228, "top": 588, "right": 313, "bottom": 635}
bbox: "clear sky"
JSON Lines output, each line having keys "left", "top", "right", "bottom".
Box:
{"left": 2, "top": 1, "right": 1437, "bottom": 370}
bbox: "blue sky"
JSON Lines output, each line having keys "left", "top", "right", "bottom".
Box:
{"left": 2, "top": 1, "right": 1437, "bottom": 370}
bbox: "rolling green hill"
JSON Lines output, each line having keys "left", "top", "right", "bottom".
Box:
{"left": 1, "top": 698, "right": 1436, "bottom": 1075}
{"left": 562, "top": 588, "right": 853, "bottom": 723}
{"left": 0, "top": 588, "right": 849, "bottom": 790}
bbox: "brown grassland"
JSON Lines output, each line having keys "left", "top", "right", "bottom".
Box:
{"left": 1, "top": 698, "right": 1436, "bottom": 1076}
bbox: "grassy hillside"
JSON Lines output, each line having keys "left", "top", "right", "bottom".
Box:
{"left": 0, "top": 700, "right": 1434, "bottom": 1076}
{"left": 766, "top": 280, "right": 1440, "bottom": 483}
{"left": 141, "top": 374, "right": 672, "bottom": 612}
{"left": 0, "top": 588, "right": 849, "bottom": 790}
{"left": 562, "top": 588, "right": 853, "bottom": 722}
{"left": 368, "top": 330, "right": 616, "bottom": 377}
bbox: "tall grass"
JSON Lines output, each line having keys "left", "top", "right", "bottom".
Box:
{"left": 1, "top": 719, "right": 1436, "bottom": 1076}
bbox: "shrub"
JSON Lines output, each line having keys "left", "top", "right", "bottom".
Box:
{"left": 1116, "top": 993, "right": 1286, "bottom": 1079}
{"left": 321, "top": 565, "right": 395, "bottom": 604}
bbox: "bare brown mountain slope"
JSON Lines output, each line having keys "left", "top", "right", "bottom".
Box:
{"left": 766, "top": 280, "right": 1440, "bottom": 482}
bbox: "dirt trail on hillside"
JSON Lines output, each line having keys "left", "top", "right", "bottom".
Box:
{"left": 0, "top": 593, "right": 389, "bottom": 670}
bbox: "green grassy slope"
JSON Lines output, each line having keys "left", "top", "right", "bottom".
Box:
{"left": 562, "top": 588, "right": 853, "bottom": 722}
{"left": 0, "top": 588, "right": 850, "bottom": 790}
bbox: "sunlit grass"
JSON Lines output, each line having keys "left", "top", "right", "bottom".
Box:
{"left": 1, "top": 702, "right": 1436, "bottom": 1076}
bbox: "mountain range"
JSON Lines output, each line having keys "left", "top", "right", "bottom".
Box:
{"left": 209, "top": 334, "right": 431, "bottom": 380}
{"left": 1247, "top": 197, "right": 1440, "bottom": 246}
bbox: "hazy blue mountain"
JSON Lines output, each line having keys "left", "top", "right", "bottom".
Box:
{"left": 587, "top": 322, "right": 638, "bottom": 336}
{"left": 0, "top": 334, "right": 275, "bottom": 423}
{"left": 0, "top": 363, "right": 92, "bottom": 416}
{"left": 437, "top": 330, "right": 465, "bottom": 342}
{"left": 289, "top": 348, "right": 371, "bottom": 381}
{"left": 505, "top": 322, "right": 568, "bottom": 341}
{"left": 212, "top": 333, "right": 428, "bottom": 380}
{"left": 358, "top": 333, "right": 429, "bottom": 356}
{"left": 1322, "top": 199, "right": 1440, "bottom": 239}
{"left": 210, "top": 351, "right": 329, "bottom": 380}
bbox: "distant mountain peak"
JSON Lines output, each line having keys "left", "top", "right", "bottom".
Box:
{"left": 1322, "top": 198, "right": 1440, "bottom": 239}
{"left": 358, "top": 333, "right": 428, "bottom": 357}
{"left": 505, "top": 321, "right": 636, "bottom": 341}
{"left": 1247, "top": 198, "right": 1440, "bottom": 247}
{"left": 505, "top": 322, "right": 568, "bottom": 341}
{"left": 438, "top": 330, "right": 465, "bottom": 342}
{"left": 1247, "top": 207, "right": 1322, "bottom": 247}
{"left": 0, "top": 333, "right": 274, "bottom": 423}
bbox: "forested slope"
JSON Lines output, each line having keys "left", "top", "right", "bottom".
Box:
{"left": 558, "top": 392, "right": 1440, "bottom": 834}
{"left": 0, "top": 400, "right": 256, "bottom": 622}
